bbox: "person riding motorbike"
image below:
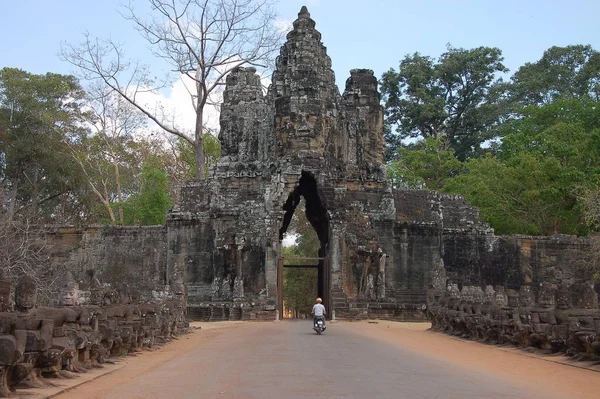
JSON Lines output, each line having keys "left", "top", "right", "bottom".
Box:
{"left": 312, "top": 297, "right": 326, "bottom": 330}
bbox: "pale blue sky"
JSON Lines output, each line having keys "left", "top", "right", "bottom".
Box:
{"left": 2, "top": 0, "right": 599, "bottom": 90}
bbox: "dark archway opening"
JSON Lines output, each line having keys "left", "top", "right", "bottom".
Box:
{"left": 278, "top": 171, "right": 330, "bottom": 318}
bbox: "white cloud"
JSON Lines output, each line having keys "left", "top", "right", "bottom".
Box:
{"left": 274, "top": 18, "right": 293, "bottom": 34}
{"left": 133, "top": 75, "right": 222, "bottom": 139}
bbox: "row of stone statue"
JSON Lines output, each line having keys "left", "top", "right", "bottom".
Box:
{"left": 426, "top": 269, "right": 600, "bottom": 360}
{"left": 0, "top": 272, "right": 188, "bottom": 397}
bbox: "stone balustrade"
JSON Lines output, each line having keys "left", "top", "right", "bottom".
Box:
{"left": 426, "top": 263, "right": 600, "bottom": 360}
{"left": 0, "top": 274, "right": 188, "bottom": 397}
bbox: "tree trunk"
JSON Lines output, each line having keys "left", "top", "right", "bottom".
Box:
{"left": 31, "top": 168, "right": 39, "bottom": 219}
{"left": 195, "top": 79, "right": 206, "bottom": 180}
{"left": 6, "top": 182, "right": 17, "bottom": 223}
{"left": 102, "top": 183, "right": 116, "bottom": 223}
{"left": 114, "top": 160, "right": 124, "bottom": 224}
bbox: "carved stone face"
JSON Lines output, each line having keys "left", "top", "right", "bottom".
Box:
{"left": 506, "top": 290, "right": 519, "bottom": 307}
{"left": 89, "top": 278, "right": 104, "bottom": 306}
{"left": 59, "top": 283, "right": 80, "bottom": 306}
{"left": 578, "top": 284, "right": 598, "bottom": 309}
{"left": 537, "top": 283, "right": 556, "bottom": 309}
{"left": 556, "top": 288, "right": 571, "bottom": 310}
{"left": 460, "top": 286, "right": 473, "bottom": 303}
{"left": 447, "top": 284, "right": 461, "bottom": 300}
{"left": 15, "top": 275, "right": 37, "bottom": 312}
{"left": 494, "top": 286, "right": 508, "bottom": 307}
{"left": 519, "top": 286, "right": 534, "bottom": 308}
{"left": 472, "top": 287, "right": 485, "bottom": 304}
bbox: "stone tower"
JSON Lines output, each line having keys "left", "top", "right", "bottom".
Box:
{"left": 167, "top": 7, "right": 491, "bottom": 321}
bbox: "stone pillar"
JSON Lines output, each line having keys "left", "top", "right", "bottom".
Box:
{"left": 329, "top": 222, "right": 343, "bottom": 291}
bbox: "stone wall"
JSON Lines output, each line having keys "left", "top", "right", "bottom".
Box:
{"left": 48, "top": 226, "right": 168, "bottom": 299}
{"left": 427, "top": 235, "right": 600, "bottom": 359}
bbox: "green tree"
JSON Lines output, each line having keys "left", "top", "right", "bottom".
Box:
{"left": 0, "top": 67, "right": 88, "bottom": 223}
{"left": 381, "top": 45, "right": 508, "bottom": 161}
{"left": 444, "top": 154, "right": 583, "bottom": 235}
{"left": 122, "top": 167, "right": 172, "bottom": 225}
{"left": 386, "top": 137, "right": 463, "bottom": 190}
{"left": 508, "top": 45, "right": 600, "bottom": 106}
{"left": 444, "top": 97, "right": 600, "bottom": 236}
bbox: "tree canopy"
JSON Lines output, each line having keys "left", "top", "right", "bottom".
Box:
{"left": 384, "top": 45, "right": 600, "bottom": 237}
{"left": 381, "top": 45, "right": 508, "bottom": 161}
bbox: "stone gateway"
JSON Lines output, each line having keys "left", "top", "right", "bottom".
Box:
{"left": 167, "top": 6, "right": 494, "bottom": 321}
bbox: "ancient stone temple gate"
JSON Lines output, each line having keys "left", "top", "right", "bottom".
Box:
{"left": 166, "top": 6, "right": 493, "bottom": 321}
{"left": 36, "top": 7, "right": 596, "bottom": 328}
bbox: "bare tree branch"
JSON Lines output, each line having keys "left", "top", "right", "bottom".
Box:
{"left": 61, "top": 0, "right": 283, "bottom": 179}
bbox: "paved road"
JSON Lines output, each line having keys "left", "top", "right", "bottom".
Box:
{"left": 88, "top": 321, "right": 561, "bottom": 399}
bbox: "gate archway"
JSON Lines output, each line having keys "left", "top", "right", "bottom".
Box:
{"left": 277, "top": 256, "right": 331, "bottom": 319}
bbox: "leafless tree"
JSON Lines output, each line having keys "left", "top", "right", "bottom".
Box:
{"left": 0, "top": 219, "right": 60, "bottom": 306}
{"left": 61, "top": 0, "right": 283, "bottom": 179}
{"left": 67, "top": 82, "right": 146, "bottom": 224}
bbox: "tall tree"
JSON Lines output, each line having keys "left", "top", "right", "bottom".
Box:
{"left": 68, "top": 83, "right": 146, "bottom": 224}
{"left": 61, "top": 0, "right": 282, "bottom": 179}
{"left": 444, "top": 96, "right": 600, "bottom": 236}
{"left": 386, "top": 137, "right": 463, "bottom": 190}
{"left": 122, "top": 166, "right": 172, "bottom": 225}
{"left": 508, "top": 45, "right": 600, "bottom": 105}
{"left": 381, "top": 45, "right": 508, "bottom": 161}
{"left": 0, "top": 68, "right": 87, "bottom": 223}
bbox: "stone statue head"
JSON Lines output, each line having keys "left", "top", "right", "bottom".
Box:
{"left": 89, "top": 277, "right": 104, "bottom": 306}
{"left": 58, "top": 272, "right": 80, "bottom": 307}
{"left": 484, "top": 285, "right": 495, "bottom": 305}
{"left": 117, "top": 284, "right": 132, "bottom": 305}
{"left": 537, "top": 282, "right": 557, "bottom": 309}
{"left": 447, "top": 283, "right": 461, "bottom": 300}
{"left": 430, "top": 260, "right": 447, "bottom": 291}
{"left": 577, "top": 283, "right": 598, "bottom": 309}
{"left": 15, "top": 275, "right": 37, "bottom": 312}
{"left": 506, "top": 289, "right": 519, "bottom": 307}
{"left": 461, "top": 286, "right": 474, "bottom": 304}
{"left": 130, "top": 289, "right": 141, "bottom": 305}
{"left": 0, "top": 280, "right": 12, "bottom": 312}
{"left": 518, "top": 285, "right": 534, "bottom": 308}
{"left": 494, "top": 286, "right": 508, "bottom": 307}
{"left": 472, "top": 287, "right": 485, "bottom": 304}
{"left": 103, "top": 288, "right": 119, "bottom": 306}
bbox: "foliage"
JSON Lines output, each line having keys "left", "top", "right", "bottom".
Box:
{"left": 122, "top": 167, "right": 172, "bottom": 226}
{"left": 173, "top": 133, "right": 222, "bottom": 180}
{"left": 381, "top": 45, "right": 508, "bottom": 161}
{"left": 507, "top": 45, "right": 600, "bottom": 106}
{"left": 386, "top": 137, "right": 463, "bottom": 190}
{"left": 444, "top": 153, "right": 584, "bottom": 235}
{"left": 0, "top": 67, "right": 88, "bottom": 223}
{"left": 442, "top": 96, "right": 600, "bottom": 235}
{"left": 580, "top": 182, "right": 600, "bottom": 230}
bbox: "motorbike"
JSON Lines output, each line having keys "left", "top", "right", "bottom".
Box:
{"left": 313, "top": 316, "right": 326, "bottom": 335}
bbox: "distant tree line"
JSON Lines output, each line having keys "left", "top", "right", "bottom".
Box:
{"left": 0, "top": 67, "right": 222, "bottom": 227}
{"left": 382, "top": 44, "right": 600, "bottom": 236}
